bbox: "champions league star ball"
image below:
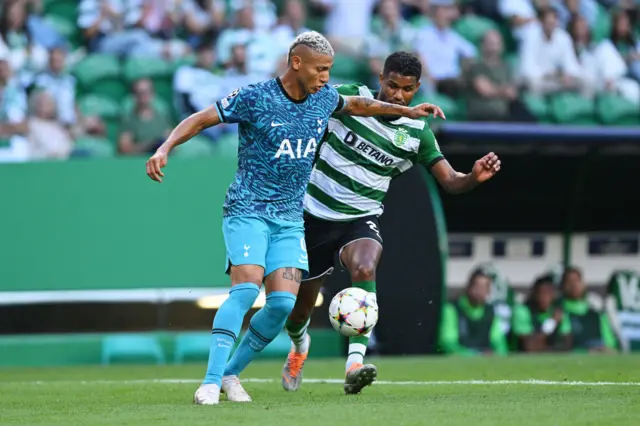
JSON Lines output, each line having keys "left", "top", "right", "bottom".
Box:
{"left": 329, "top": 287, "right": 379, "bottom": 337}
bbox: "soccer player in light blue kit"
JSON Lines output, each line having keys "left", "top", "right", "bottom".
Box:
{"left": 146, "top": 32, "right": 441, "bottom": 405}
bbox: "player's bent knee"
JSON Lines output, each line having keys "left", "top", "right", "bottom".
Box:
{"left": 351, "top": 262, "right": 377, "bottom": 282}
{"left": 265, "top": 292, "right": 297, "bottom": 319}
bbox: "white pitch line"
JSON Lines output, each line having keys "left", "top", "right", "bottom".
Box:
{"left": 4, "top": 378, "right": 640, "bottom": 387}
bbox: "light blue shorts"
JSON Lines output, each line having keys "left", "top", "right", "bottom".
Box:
{"left": 222, "top": 215, "right": 308, "bottom": 278}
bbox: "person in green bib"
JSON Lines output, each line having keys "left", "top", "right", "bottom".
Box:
{"left": 561, "top": 266, "right": 618, "bottom": 353}
{"left": 439, "top": 269, "right": 509, "bottom": 356}
{"left": 512, "top": 275, "right": 572, "bottom": 352}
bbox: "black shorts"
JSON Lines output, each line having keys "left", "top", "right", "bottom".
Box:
{"left": 303, "top": 212, "right": 383, "bottom": 280}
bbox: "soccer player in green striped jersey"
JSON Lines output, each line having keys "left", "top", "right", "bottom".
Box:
{"left": 281, "top": 51, "right": 501, "bottom": 394}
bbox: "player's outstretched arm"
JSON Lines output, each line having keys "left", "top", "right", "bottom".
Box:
{"left": 146, "top": 106, "right": 221, "bottom": 183}
{"left": 338, "top": 96, "right": 446, "bottom": 120}
{"left": 431, "top": 152, "right": 501, "bottom": 194}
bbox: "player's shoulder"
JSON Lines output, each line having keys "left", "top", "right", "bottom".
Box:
{"left": 330, "top": 82, "right": 372, "bottom": 97}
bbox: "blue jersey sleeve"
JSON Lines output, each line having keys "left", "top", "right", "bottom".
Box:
{"left": 327, "top": 85, "right": 346, "bottom": 113}
{"left": 214, "top": 87, "right": 255, "bottom": 124}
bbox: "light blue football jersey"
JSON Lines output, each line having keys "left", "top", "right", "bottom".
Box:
{"left": 215, "top": 78, "right": 345, "bottom": 222}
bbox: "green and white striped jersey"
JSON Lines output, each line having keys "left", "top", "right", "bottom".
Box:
{"left": 304, "top": 83, "right": 444, "bottom": 221}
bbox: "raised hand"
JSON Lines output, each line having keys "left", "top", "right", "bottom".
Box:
{"left": 471, "top": 152, "right": 501, "bottom": 183}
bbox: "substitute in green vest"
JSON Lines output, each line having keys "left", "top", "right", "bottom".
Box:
{"left": 561, "top": 267, "right": 618, "bottom": 353}
{"left": 512, "top": 275, "right": 572, "bottom": 352}
{"left": 439, "top": 269, "right": 509, "bottom": 356}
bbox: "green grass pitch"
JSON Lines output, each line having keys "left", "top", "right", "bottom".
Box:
{"left": 1, "top": 355, "right": 639, "bottom": 425}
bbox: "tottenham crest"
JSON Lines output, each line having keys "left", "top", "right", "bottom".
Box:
{"left": 393, "top": 128, "right": 409, "bottom": 147}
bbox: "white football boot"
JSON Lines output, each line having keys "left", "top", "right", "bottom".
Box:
{"left": 221, "top": 375, "right": 252, "bottom": 402}
{"left": 193, "top": 384, "right": 221, "bottom": 405}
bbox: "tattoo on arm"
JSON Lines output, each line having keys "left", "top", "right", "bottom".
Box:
{"left": 282, "top": 267, "right": 302, "bottom": 284}
{"left": 341, "top": 96, "right": 398, "bottom": 116}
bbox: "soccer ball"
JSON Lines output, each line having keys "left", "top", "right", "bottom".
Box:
{"left": 328, "top": 287, "right": 378, "bottom": 337}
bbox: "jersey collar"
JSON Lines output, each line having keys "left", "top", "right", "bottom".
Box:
{"left": 276, "top": 77, "right": 308, "bottom": 104}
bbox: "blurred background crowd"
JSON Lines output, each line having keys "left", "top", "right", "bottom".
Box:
{"left": 1, "top": 0, "right": 640, "bottom": 162}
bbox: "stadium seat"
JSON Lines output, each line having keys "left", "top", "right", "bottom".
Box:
{"left": 453, "top": 15, "right": 499, "bottom": 47}
{"left": 593, "top": 4, "right": 612, "bottom": 42}
{"left": 173, "top": 332, "right": 212, "bottom": 363}
{"left": 331, "top": 53, "right": 368, "bottom": 83}
{"left": 78, "top": 95, "right": 121, "bottom": 142}
{"left": 173, "top": 135, "right": 216, "bottom": 158}
{"left": 72, "top": 136, "right": 116, "bottom": 158}
{"left": 123, "top": 57, "right": 174, "bottom": 83}
{"left": 101, "top": 334, "right": 166, "bottom": 365}
{"left": 72, "top": 54, "right": 127, "bottom": 102}
{"left": 550, "top": 92, "right": 596, "bottom": 125}
{"left": 596, "top": 93, "right": 640, "bottom": 125}
{"left": 522, "top": 92, "right": 550, "bottom": 122}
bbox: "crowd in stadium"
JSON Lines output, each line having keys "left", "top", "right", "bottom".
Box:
{"left": 0, "top": 0, "right": 639, "bottom": 162}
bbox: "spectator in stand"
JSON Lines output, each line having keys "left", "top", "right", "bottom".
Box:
{"left": 272, "top": 0, "right": 311, "bottom": 58}
{"left": 519, "top": 7, "right": 584, "bottom": 96}
{"left": 568, "top": 14, "right": 640, "bottom": 104}
{"left": 78, "top": 0, "right": 187, "bottom": 59}
{"left": 609, "top": 9, "right": 640, "bottom": 83}
{"left": 215, "top": 5, "right": 276, "bottom": 76}
{"left": 227, "top": 0, "right": 277, "bottom": 32}
{"left": 29, "top": 47, "right": 77, "bottom": 128}
{"left": 26, "top": 90, "right": 73, "bottom": 160}
{"left": 177, "top": 0, "right": 227, "bottom": 49}
{"left": 553, "top": 0, "right": 597, "bottom": 29}
{"left": 310, "top": 0, "right": 377, "bottom": 55}
{"left": 413, "top": 0, "right": 477, "bottom": 97}
{"left": 561, "top": 266, "right": 618, "bottom": 353}
{"left": 365, "top": 0, "right": 417, "bottom": 80}
{"left": 466, "top": 30, "right": 536, "bottom": 122}
{"left": 512, "top": 275, "right": 572, "bottom": 352}
{"left": 0, "top": 0, "right": 48, "bottom": 86}
{"left": 0, "top": 55, "right": 29, "bottom": 162}
{"left": 498, "top": 0, "right": 539, "bottom": 44}
{"left": 439, "top": 269, "right": 509, "bottom": 356}
{"left": 118, "top": 78, "right": 171, "bottom": 155}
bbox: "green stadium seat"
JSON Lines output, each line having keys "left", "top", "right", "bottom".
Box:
{"left": 78, "top": 94, "right": 120, "bottom": 119}
{"left": 78, "top": 95, "right": 121, "bottom": 142}
{"left": 123, "top": 57, "right": 174, "bottom": 84}
{"left": 101, "top": 334, "right": 165, "bottom": 365}
{"left": 453, "top": 15, "right": 499, "bottom": 48}
{"left": 73, "top": 136, "right": 116, "bottom": 158}
{"left": 331, "top": 53, "right": 368, "bottom": 83}
{"left": 73, "top": 54, "right": 127, "bottom": 102}
{"left": 593, "top": 4, "right": 612, "bottom": 42}
{"left": 173, "top": 135, "right": 215, "bottom": 158}
{"left": 550, "top": 92, "right": 596, "bottom": 125}
{"left": 44, "top": 15, "right": 79, "bottom": 44}
{"left": 173, "top": 332, "right": 211, "bottom": 363}
{"left": 522, "top": 92, "right": 550, "bottom": 122}
{"left": 596, "top": 93, "right": 640, "bottom": 125}
{"left": 43, "top": 0, "right": 77, "bottom": 21}
{"left": 410, "top": 15, "right": 432, "bottom": 29}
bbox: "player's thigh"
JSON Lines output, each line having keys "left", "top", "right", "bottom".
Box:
{"left": 303, "top": 212, "right": 343, "bottom": 282}
{"left": 263, "top": 219, "right": 307, "bottom": 294}
{"left": 222, "top": 216, "right": 269, "bottom": 286}
{"left": 338, "top": 216, "right": 384, "bottom": 278}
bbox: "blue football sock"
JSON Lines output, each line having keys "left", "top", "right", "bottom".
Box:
{"left": 202, "top": 283, "right": 260, "bottom": 386}
{"left": 224, "top": 291, "right": 296, "bottom": 377}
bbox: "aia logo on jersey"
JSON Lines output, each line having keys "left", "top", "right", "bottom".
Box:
{"left": 274, "top": 138, "right": 317, "bottom": 159}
